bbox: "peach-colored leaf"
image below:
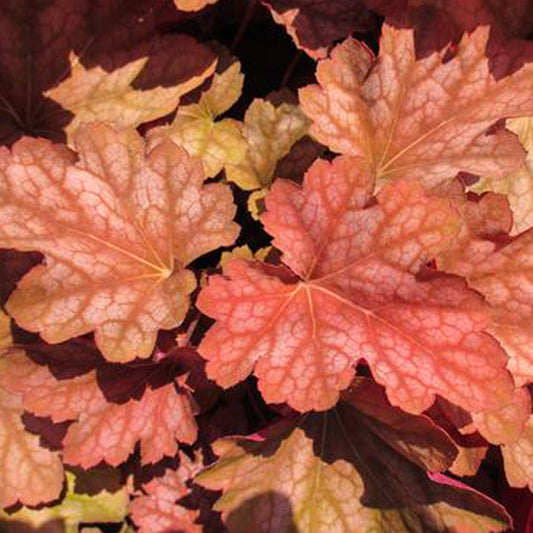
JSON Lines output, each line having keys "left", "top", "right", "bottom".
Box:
{"left": 0, "top": 349, "right": 64, "bottom": 508}
{"left": 437, "top": 194, "right": 533, "bottom": 387}
{"left": 471, "top": 387, "right": 531, "bottom": 445}
{"left": 0, "top": 309, "right": 11, "bottom": 352}
{"left": 299, "top": 25, "right": 533, "bottom": 189}
{"left": 449, "top": 446, "right": 488, "bottom": 477}
{"left": 47, "top": 47, "right": 216, "bottom": 145}
{"left": 0, "top": 122, "right": 238, "bottom": 361}
{"left": 130, "top": 453, "right": 202, "bottom": 533}
{"left": 174, "top": 0, "right": 219, "bottom": 11}
{"left": 0, "top": 0, "right": 216, "bottom": 146}
{"left": 501, "top": 415, "right": 533, "bottom": 490}
{"left": 0, "top": 346, "right": 198, "bottom": 469}
{"left": 198, "top": 155, "right": 515, "bottom": 413}
{"left": 196, "top": 381, "right": 510, "bottom": 533}
{"left": 473, "top": 117, "right": 533, "bottom": 234}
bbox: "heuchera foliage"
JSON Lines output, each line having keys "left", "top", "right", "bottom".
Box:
{"left": 3, "top": 0, "right": 533, "bottom": 532}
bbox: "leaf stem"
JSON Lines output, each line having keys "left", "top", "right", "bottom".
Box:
{"left": 231, "top": 0, "right": 257, "bottom": 52}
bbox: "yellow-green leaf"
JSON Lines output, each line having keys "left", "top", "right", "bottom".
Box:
{"left": 148, "top": 61, "right": 247, "bottom": 178}
{"left": 0, "top": 471, "right": 128, "bottom": 533}
{"left": 226, "top": 99, "right": 310, "bottom": 191}
{"left": 196, "top": 380, "right": 510, "bottom": 533}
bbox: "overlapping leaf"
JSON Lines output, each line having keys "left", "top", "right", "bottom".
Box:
{"left": 261, "top": 0, "right": 378, "bottom": 58}
{"left": 198, "top": 155, "right": 515, "bottom": 413}
{"left": 473, "top": 117, "right": 533, "bottom": 234}
{"left": 0, "top": 310, "right": 10, "bottom": 352}
{"left": 0, "top": 471, "right": 128, "bottom": 533}
{"left": 0, "top": 349, "right": 197, "bottom": 469}
{"left": 0, "top": 337, "right": 64, "bottom": 508}
{"left": 130, "top": 452, "right": 203, "bottom": 533}
{"left": 437, "top": 192, "right": 533, "bottom": 388}
{"left": 299, "top": 25, "right": 533, "bottom": 189}
{"left": 501, "top": 415, "right": 533, "bottom": 490}
{"left": 365, "top": 0, "right": 533, "bottom": 57}
{"left": 0, "top": 0, "right": 216, "bottom": 146}
{"left": 148, "top": 60, "right": 247, "bottom": 179}
{"left": 225, "top": 98, "right": 310, "bottom": 191}
{"left": 196, "top": 380, "right": 510, "bottom": 533}
{"left": 0, "top": 122, "right": 238, "bottom": 361}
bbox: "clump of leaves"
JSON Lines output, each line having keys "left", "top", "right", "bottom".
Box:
{"left": 2, "top": 1, "right": 533, "bottom": 532}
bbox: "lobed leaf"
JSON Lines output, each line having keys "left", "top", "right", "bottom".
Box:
{"left": 299, "top": 25, "right": 533, "bottom": 189}
{"left": 196, "top": 380, "right": 510, "bottom": 533}
{"left": 473, "top": 117, "right": 533, "bottom": 234}
{"left": 198, "top": 155, "right": 515, "bottom": 413}
{"left": 0, "top": 471, "right": 128, "bottom": 532}
{"left": 148, "top": 60, "right": 247, "bottom": 179}
{"left": 501, "top": 415, "right": 533, "bottom": 490}
{"left": 0, "top": 349, "right": 64, "bottom": 508}
{"left": 437, "top": 196, "right": 533, "bottom": 388}
{"left": 0, "top": 122, "right": 238, "bottom": 361}
{"left": 0, "top": 0, "right": 215, "bottom": 145}
{"left": 225, "top": 98, "right": 310, "bottom": 191}
{"left": 130, "top": 453, "right": 203, "bottom": 533}
{"left": 0, "top": 346, "right": 198, "bottom": 469}
{"left": 261, "top": 0, "right": 378, "bottom": 58}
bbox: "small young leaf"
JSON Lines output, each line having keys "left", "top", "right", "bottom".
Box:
{"left": 148, "top": 61, "right": 247, "bottom": 178}
{"left": 225, "top": 99, "right": 310, "bottom": 191}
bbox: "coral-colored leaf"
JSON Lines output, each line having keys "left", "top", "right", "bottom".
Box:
{"left": 0, "top": 349, "right": 64, "bottom": 508}
{"left": 0, "top": 122, "right": 238, "bottom": 361}
{"left": 299, "top": 25, "right": 533, "bottom": 189}
{"left": 437, "top": 196, "right": 533, "bottom": 387}
{"left": 196, "top": 380, "right": 510, "bottom": 533}
{"left": 130, "top": 453, "right": 202, "bottom": 533}
{"left": 0, "top": 0, "right": 215, "bottom": 146}
{"left": 1, "top": 349, "right": 198, "bottom": 469}
{"left": 198, "top": 155, "right": 514, "bottom": 413}
{"left": 148, "top": 60, "right": 247, "bottom": 178}
{"left": 261, "top": 0, "right": 378, "bottom": 58}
